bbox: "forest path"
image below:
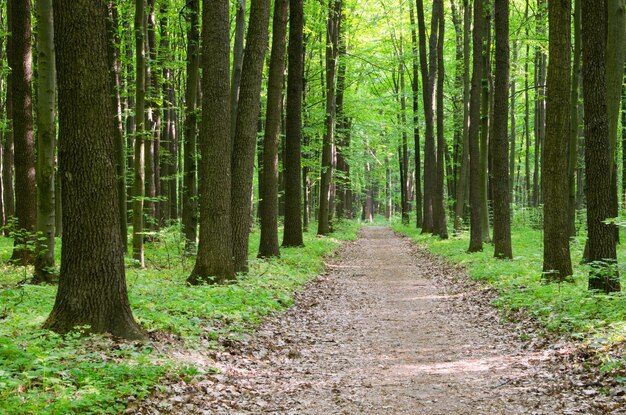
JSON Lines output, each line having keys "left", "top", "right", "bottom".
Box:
{"left": 141, "top": 226, "right": 619, "bottom": 414}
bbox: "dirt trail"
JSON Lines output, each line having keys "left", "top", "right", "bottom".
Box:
{"left": 141, "top": 227, "right": 625, "bottom": 414}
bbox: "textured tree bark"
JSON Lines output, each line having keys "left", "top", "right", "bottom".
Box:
{"left": 582, "top": 0, "right": 620, "bottom": 293}
{"left": 468, "top": 0, "right": 484, "bottom": 252}
{"left": 230, "top": 0, "right": 246, "bottom": 144}
{"left": 492, "top": 0, "right": 511, "bottom": 259}
{"left": 132, "top": 0, "right": 146, "bottom": 267}
{"left": 231, "top": 0, "right": 271, "bottom": 272}
{"left": 433, "top": 0, "right": 448, "bottom": 239}
{"left": 283, "top": 0, "right": 305, "bottom": 247}
{"left": 318, "top": 0, "right": 341, "bottom": 236}
{"left": 335, "top": 35, "right": 349, "bottom": 220}
{"left": 187, "top": 0, "right": 235, "bottom": 284}
{"left": 43, "top": 0, "right": 145, "bottom": 340}
{"left": 182, "top": 0, "right": 200, "bottom": 249}
{"left": 33, "top": 0, "right": 57, "bottom": 283}
{"left": 415, "top": 0, "right": 438, "bottom": 233}
{"left": 259, "top": 0, "right": 288, "bottom": 258}
{"left": 8, "top": 0, "right": 36, "bottom": 265}
{"left": 533, "top": 0, "right": 547, "bottom": 207}
{"left": 408, "top": 0, "right": 423, "bottom": 228}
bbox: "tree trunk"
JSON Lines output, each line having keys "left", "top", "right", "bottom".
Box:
{"left": 105, "top": 1, "right": 127, "bottom": 252}
{"left": 409, "top": 0, "right": 423, "bottom": 228}
{"left": 145, "top": 0, "right": 160, "bottom": 229}
{"left": 492, "top": 0, "right": 511, "bottom": 259}
{"left": 182, "top": 0, "right": 200, "bottom": 249}
{"left": 187, "top": 0, "right": 235, "bottom": 284}
{"left": 509, "top": 39, "right": 517, "bottom": 200}
{"left": 416, "top": 0, "right": 438, "bottom": 233}
{"left": 33, "top": 0, "right": 57, "bottom": 283}
{"left": 317, "top": 0, "right": 341, "bottom": 236}
{"left": 231, "top": 0, "right": 246, "bottom": 145}
{"left": 542, "top": 0, "right": 572, "bottom": 278}
{"left": 231, "top": 0, "right": 271, "bottom": 272}
{"left": 43, "top": 0, "right": 146, "bottom": 340}
{"left": 8, "top": 0, "right": 36, "bottom": 265}
{"left": 479, "top": 5, "right": 491, "bottom": 243}
{"left": 568, "top": 0, "right": 581, "bottom": 236}
{"left": 468, "top": 0, "right": 484, "bottom": 252}
{"left": 454, "top": 0, "right": 471, "bottom": 232}
{"left": 582, "top": 0, "right": 620, "bottom": 292}
{"left": 283, "top": 0, "right": 305, "bottom": 247}
{"left": 259, "top": 0, "right": 288, "bottom": 258}
{"left": 433, "top": 0, "right": 448, "bottom": 239}
{"left": 132, "top": 0, "right": 146, "bottom": 267}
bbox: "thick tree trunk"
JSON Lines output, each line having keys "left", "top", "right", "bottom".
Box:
{"left": 182, "top": 0, "right": 200, "bottom": 249}
{"left": 132, "top": 0, "right": 146, "bottom": 267}
{"left": 187, "top": 0, "right": 235, "bottom": 284}
{"left": 283, "top": 0, "right": 305, "bottom": 247}
{"left": 231, "top": 0, "right": 271, "bottom": 272}
{"left": 33, "top": 0, "right": 57, "bottom": 283}
{"left": 8, "top": 0, "right": 36, "bottom": 265}
{"left": 259, "top": 0, "right": 288, "bottom": 258}
{"left": 492, "top": 0, "right": 511, "bottom": 259}
{"left": 582, "top": 0, "right": 620, "bottom": 292}
{"left": 542, "top": 0, "right": 572, "bottom": 278}
{"left": 43, "top": 0, "right": 145, "bottom": 340}
{"left": 468, "top": 0, "right": 484, "bottom": 252}
{"left": 145, "top": 0, "right": 160, "bottom": 229}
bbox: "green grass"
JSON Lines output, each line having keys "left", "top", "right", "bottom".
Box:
{"left": 393, "top": 217, "right": 626, "bottom": 358}
{"left": 0, "top": 220, "right": 360, "bottom": 415}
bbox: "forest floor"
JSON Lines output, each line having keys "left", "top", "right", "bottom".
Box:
{"left": 138, "top": 227, "right": 626, "bottom": 414}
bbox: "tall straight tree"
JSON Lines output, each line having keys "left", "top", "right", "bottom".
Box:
{"left": 44, "top": 0, "right": 145, "bottom": 340}
{"left": 543, "top": 0, "right": 572, "bottom": 278}
{"left": 230, "top": 0, "right": 246, "bottom": 142}
{"left": 433, "top": 0, "right": 448, "bottom": 238}
{"left": 259, "top": 0, "right": 288, "bottom": 258}
{"left": 318, "top": 0, "right": 342, "bottom": 235}
{"left": 132, "top": 0, "right": 146, "bottom": 267}
{"left": 415, "top": 0, "right": 438, "bottom": 233}
{"left": 468, "top": 0, "right": 484, "bottom": 252}
{"left": 582, "top": 0, "right": 620, "bottom": 293}
{"left": 105, "top": 2, "right": 128, "bottom": 250}
{"left": 33, "top": 0, "right": 57, "bottom": 283}
{"left": 491, "top": 0, "right": 511, "bottom": 259}
{"left": 283, "top": 0, "right": 305, "bottom": 247}
{"left": 182, "top": 0, "right": 200, "bottom": 249}
{"left": 408, "top": 0, "right": 422, "bottom": 228}
{"left": 231, "top": 0, "right": 271, "bottom": 272}
{"left": 568, "top": 0, "right": 581, "bottom": 235}
{"left": 8, "top": 0, "right": 36, "bottom": 265}
{"left": 3, "top": 2, "right": 15, "bottom": 229}
{"left": 187, "top": 0, "right": 235, "bottom": 284}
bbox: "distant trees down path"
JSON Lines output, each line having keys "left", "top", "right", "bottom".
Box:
{"left": 0, "top": 0, "right": 625, "bottom": 338}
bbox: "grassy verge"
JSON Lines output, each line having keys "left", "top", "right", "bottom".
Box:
{"left": 0, "top": 221, "right": 360, "bottom": 415}
{"left": 393, "top": 220, "right": 626, "bottom": 371}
